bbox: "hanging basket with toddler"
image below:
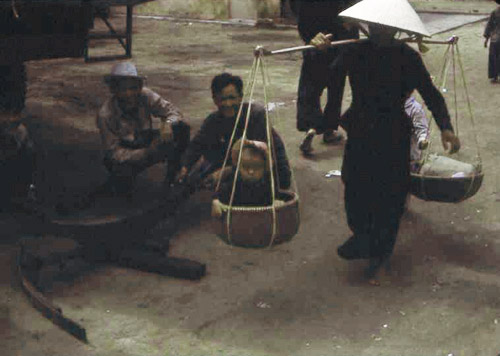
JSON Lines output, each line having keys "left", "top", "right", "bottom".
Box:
{"left": 210, "top": 54, "right": 300, "bottom": 248}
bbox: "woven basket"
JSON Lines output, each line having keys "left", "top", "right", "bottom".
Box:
{"left": 212, "top": 190, "right": 300, "bottom": 248}
{"left": 410, "top": 171, "right": 484, "bottom": 203}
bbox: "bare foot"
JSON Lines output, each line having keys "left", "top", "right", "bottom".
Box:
{"left": 368, "top": 278, "right": 380, "bottom": 286}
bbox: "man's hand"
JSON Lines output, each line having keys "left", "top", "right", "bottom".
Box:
{"left": 418, "top": 139, "right": 429, "bottom": 150}
{"left": 160, "top": 119, "right": 174, "bottom": 143}
{"left": 441, "top": 129, "right": 461, "bottom": 154}
{"left": 176, "top": 166, "right": 188, "bottom": 184}
{"left": 484, "top": 39, "right": 489, "bottom": 48}
{"left": 310, "top": 32, "right": 333, "bottom": 51}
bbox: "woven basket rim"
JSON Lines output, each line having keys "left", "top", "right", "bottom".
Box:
{"left": 410, "top": 171, "right": 484, "bottom": 181}
{"left": 214, "top": 190, "right": 299, "bottom": 212}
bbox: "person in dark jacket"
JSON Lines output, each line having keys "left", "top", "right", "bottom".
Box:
{"left": 177, "top": 73, "right": 291, "bottom": 191}
{"left": 294, "top": 0, "right": 360, "bottom": 155}
{"left": 315, "top": 0, "right": 461, "bottom": 284}
{"left": 484, "top": 0, "right": 500, "bottom": 83}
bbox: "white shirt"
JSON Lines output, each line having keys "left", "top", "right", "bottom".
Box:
{"left": 405, "top": 96, "right": 429, "bottom": 162}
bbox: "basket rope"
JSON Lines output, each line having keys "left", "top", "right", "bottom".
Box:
{"left": 417, "top": 39, "right": 483, "bottom": 201}
{"left": 258, "top": 54, "right": 278, "bottom": 247}
{"left": 226, "top": 58, "right": 261, "bottom": 244}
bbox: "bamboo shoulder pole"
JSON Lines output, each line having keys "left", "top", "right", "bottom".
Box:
{"left": 255, "top": 35, "right": 459, "bottom": 57}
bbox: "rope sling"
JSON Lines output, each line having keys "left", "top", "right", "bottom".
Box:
{"left": 212, "top": 50, "right": 300, "bottom": 248}
{"left": 411, "top": 36, "right": 484, "bottom": 202}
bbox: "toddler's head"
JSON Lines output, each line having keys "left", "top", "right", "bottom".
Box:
{"left": 231, "top": 139, "right": 268, "bottom": 183}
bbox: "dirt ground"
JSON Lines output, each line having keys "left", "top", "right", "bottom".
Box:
{"left": 2, "top": 7, "right": 500, "bottom": 356}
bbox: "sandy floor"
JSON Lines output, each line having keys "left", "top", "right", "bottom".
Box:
{"left": 1, "top": 9, "right": 500, "bottom": 356}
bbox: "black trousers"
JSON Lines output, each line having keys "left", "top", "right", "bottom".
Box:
{"left": 296, "top": 47, "right": 347, "bottom": 134}
{"left": 488, "top": 40, "right": 500, "bottom": 80}
{"left": 338, "top": 135, "right": 410, "bottom": 260}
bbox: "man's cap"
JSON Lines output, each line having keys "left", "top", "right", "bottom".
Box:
{"left": 339, "top": 0, "right": 430, "bottom": 37}
{"left": 104, "top": 62, "right": 145, "bottom": 84}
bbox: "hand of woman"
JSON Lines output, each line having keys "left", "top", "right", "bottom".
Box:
{"left": 310, "top": 33, "right": 333, "bottom": 51}
{"left": 441, "top": 129, "right": 461, "bottom": 154}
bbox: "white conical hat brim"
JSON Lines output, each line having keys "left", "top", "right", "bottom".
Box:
{"left": 339, "top": 0, "right": 430, "bottom": 37}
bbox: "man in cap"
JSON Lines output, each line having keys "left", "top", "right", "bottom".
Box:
{"left": 96, "top": 62, "right": 190, "bottom": 196}
{"left": 484, "top": 0, "right": 500, "bottom": 83}
{"left": 293, "top": 0, "right": 360, "bottom": 155}
{"left": 311, "top": 0, "right": 460, "bottom": 284}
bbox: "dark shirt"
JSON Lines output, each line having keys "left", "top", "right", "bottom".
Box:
{"left": 295, "top": 0, "right": 360, "bottom": 43}
{"left": 181, "top": 103, "right": 291, "bottom": 189}
{"left": 330, "top": 40, "right": 453, "bottom": 140}
{"left": 215, "top": 169, "right": 273, "bottom": 207}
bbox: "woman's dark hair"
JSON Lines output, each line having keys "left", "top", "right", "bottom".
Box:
{"left": 211, "top": 73, "right": 243, "bottom": 97}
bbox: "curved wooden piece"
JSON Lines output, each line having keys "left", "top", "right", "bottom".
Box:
{"left": 18, "top": 251, "right": 88, "bottom": 343}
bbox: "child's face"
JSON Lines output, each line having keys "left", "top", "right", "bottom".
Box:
{"left": 239, "top": 149, "right": 266, "bottom": 182}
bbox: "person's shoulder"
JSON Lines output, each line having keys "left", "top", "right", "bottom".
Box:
{"left": 400, "top": 41, "right": 419, "bottom": 55}
{"left": 141, "top": 86, "right": 162, "bottom": 102}
{"left": 97, "top": 97, "right": 114, "bottom": 120}
{"left": 203, "top": 110, "right": 220, "bottom": 124}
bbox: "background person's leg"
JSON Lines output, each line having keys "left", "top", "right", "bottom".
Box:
{"left": 488, "top": 41, "right": 499, "bottom": 81}
{"left": 296, "top": 50, "right": 326, "bottom": 133}
{"left": 324, "top": 63, "right": 347, "bottom": 144}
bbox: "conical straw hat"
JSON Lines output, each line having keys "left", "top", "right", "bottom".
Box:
{"left": 339, "top": 0, "right": 430, "bottom": 37}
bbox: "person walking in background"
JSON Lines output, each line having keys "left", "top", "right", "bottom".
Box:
{"left": 484, "top": 0, "right": 500, "bottom": 83}
{"left": 293, "top": 0, "right": 360, "bottom": 155}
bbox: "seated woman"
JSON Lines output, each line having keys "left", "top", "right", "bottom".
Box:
{"left": 212, "top": 139, "right": 288, "bottom": 218}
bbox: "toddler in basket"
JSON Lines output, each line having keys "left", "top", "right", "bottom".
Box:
{"left": 212, "top": 139, "right": 284, "bottom": 217}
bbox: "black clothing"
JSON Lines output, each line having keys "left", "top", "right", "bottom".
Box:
{"left": 181, "top": 103, "right": 291, "bottom": 190}
{"left": 0, "top": 62, "right": 27, "bottom": 114}
{"left": 0, "top": 121, "right": 35, "bottom": 210}
{"left": 294, "top": 0, "right": 360, "bottom": 133}
{"left": 330, "top": 40, "right": 453, "bottom": 260}
{"left": 295, "top": 0, "right": 360, "bottom": 44}
{"left": 488, "top": 41, "right": 500, "bottom": 80}
{"left": 484, "top": 7, "right": 500, "bottom": 80}
{"left": 216, "top": 168, "right": 274, "bottom": 207}
{"left": 297, "top": 47, "right": 349, "bottom": 133}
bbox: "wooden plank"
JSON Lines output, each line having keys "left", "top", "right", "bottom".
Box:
{"left": 18, "top": 254, "right": 88, "bottom": 343}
